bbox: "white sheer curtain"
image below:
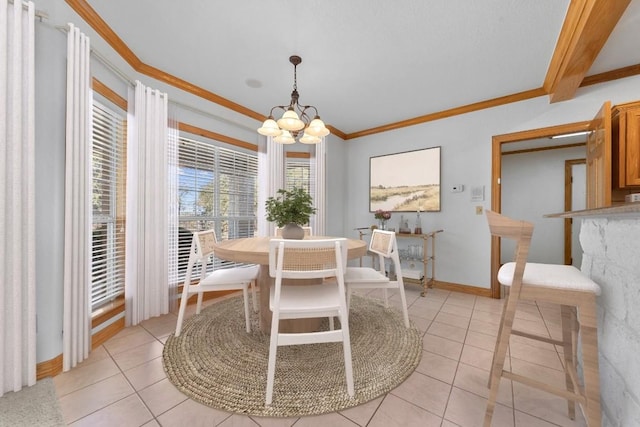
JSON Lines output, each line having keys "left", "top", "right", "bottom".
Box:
{"left": 257, "top": 135, "right": 284, "bottom": 237}
{"left": 62, "top": 22, "right": 92, "bottom": 372}
{"left": 167, "top": 108, "right": 179, "bottom": 312}
{"left": 310, "top": 138, "right": 326, "bottom": 236}
{"left": 125, "top": 81, "right": 176, "bottom": 325}
{"left": 0, "top": 0, "right": 36, "bottom": 396}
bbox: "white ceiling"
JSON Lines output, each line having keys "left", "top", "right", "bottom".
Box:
{"left": 86, "top": 0, "right": 640, "bottom": 136}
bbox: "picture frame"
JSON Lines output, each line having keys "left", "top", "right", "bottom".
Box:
{"left": 369, "top": 146, "right": 441, "bottom": 212}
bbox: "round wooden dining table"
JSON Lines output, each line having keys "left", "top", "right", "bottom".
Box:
{"left": 214, "top": 236, "right": 367, "bottom": 331}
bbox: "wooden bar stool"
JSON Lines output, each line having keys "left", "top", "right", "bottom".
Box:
{"left": 484, "top": 211, "right": 602, "bottom": 427}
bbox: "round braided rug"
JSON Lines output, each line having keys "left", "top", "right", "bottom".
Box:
{"left": 162, "top": 294, "right": 422, "bottom": 417}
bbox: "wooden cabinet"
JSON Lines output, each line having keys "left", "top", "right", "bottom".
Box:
{"left": 586, "top": 100, "right": 640, "bottom": 208}
{"left": 586, "top": 102, "right": 611, "bottom": 209}
{"left": 612, "top": 101, "right": 640, "bottom": 188}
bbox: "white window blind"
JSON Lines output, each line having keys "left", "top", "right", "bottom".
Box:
{"left": 91, "top": 101, "right": 126, "bottom": 309}
{"left": 285, "top": 157, "right": 311, "bottom": 194}
{"left": 178, "top": 136, "right": 258, "bottom": 277}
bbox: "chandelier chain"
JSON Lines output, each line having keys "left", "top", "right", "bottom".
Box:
{"left": 293, "top": 62, "right": 297, "bottom": 92}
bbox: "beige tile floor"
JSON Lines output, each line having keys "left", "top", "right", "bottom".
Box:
{"left": 53, "top": 286, "right": 589, "bottom": 427}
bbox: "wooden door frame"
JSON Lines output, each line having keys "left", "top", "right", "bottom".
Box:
{"left": 490, "top": 121, "right": 591, "bottom": 298}
{"left": 564, "top": 158, "right": 586, "bottom": 265}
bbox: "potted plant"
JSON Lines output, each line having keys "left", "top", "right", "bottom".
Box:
{"left": 265, "top": 188, "right": 316, "bottom": 239}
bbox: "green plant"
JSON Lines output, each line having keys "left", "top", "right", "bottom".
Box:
{"left": 265, "top": 188, "right": 316, "bottom": 227}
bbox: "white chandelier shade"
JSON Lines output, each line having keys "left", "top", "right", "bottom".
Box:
{"left": 276, "top": 110, "right": 305, "bottom": 131}
{"left": 273, "top": 130, "right": 295, "bottom": 144}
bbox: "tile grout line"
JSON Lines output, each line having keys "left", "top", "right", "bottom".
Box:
{"left": 439, "top": 291, "right": 470, "bottom": 426}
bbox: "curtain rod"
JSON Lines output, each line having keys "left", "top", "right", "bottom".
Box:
{"left": 53, "top": 20, "right": 254, "bottom": 132}
{"left": 91, "top": 46, "right": 254, "bottom": 131}
{"left": 53, "top": 23, "right": 136, "bottom": 87}
{"left": 91, "top": 48, "right": 136, "bottom": 87}
{"left": 7, "top": 0, "right": 48, "bottom": 20}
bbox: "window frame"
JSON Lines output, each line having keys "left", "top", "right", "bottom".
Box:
{"left": 177, "top": 133, "right": 259, "bottom": 278}
{"left": 90, "top": 98, "right": 127, "bottom": 311}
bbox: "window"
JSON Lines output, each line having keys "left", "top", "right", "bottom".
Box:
{"left": 91, "top": 101, "right": 126, "bottom": 310}
{"left": 285, "top": 155, "right": 311, "bottom": 193}
{"left": 178, "top": 136, "right": 258, "bottom": 277}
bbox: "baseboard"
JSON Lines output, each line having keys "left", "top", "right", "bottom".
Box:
{"left": 431, "top": 280, "right": 493, "bottom": 297}
{"left": 36, "top": 353, "right": 63, "bottom": 380}
{"left": 92, "top": 316, "right": 126, "bottom": 350}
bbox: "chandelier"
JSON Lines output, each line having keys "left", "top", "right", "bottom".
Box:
{"left": 257, "top": 55, "right": 330, "bottom": 144}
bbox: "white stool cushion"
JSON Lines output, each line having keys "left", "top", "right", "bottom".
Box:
{"left": 498, "top": 262, "right": 601, "bottom": 296}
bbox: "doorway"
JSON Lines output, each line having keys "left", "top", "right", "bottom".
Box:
{"left": 565, "top": 159, "right": 586, "bottom": 267}
{"left": 490, "top": 121, "right": 591, "bottom": 298}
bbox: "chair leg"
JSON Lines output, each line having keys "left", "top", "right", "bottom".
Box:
{"left": 175, "top": 289, "right": 190, "bottom": 337}
{"left": 196, "top": 291, "right": 204, "bottom": 314}
{"left": 397, "top": 285, "right": 410, "bottom": 328}
{"left": 561, "top": 304, "right": 577, "bottom": 420}
{"left": 579, "top": 298, "right": 602, "bottom": 427}
{"left": 242, "top": 286, "right": 251, "bottom": 333}
{"left": 488, "top": 297, "right": 509, "bottom": 389}
{"left": 251, "top": 280, "right": 258, "bottom": 313}
{"left": 265, "top": 309, "right": 280, "bottom": 405}
{"left": 329, "top": 316, "right": 335, "bottom": 330}
{"left": 484, "top": 295, "right": 518, "bottom": 427}
{"left": 340, "top": 310, "right": 355, "bottom": 397}
{"left": 382, "top": 288, "right": 389, "bottom": 307}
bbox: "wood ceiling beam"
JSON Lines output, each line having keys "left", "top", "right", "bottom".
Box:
{"left": 544, "top": 0, "right": 631, "bottom": 103}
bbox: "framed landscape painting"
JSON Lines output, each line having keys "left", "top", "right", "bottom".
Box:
{"left": 369, "top": 146, "right": 441, "bottom": 212}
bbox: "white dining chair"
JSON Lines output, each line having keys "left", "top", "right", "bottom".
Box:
{"left": 265, "top": 238, "right": 354, "bottom": 405}
{"left": 344, "top": 229, "right": 410, "bottom": 328}
{"left": 175, "top": 229, "right": 259, "bottom": 336}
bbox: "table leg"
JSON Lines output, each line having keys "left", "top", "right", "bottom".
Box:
{"left": 258, "top": 265, "right": 272, "bottom": 331}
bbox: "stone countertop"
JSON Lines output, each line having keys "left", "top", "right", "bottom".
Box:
{"left": 545, "top": 202, "right": 640, "bottom": 219}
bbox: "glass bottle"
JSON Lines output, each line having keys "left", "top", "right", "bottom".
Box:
{"left": 414, "top": 209, "right": 422, "bottom": 235}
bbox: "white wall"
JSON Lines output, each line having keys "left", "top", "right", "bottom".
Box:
{"left": 344, "top": 75, "right": 640, "bottom": 288}
{"left": 34, "top": 14, "right": 67, "bottom": 363}
{"left": 324, "top": 134, "right": 348, "bottom": 237}
{"left": 501, "top": 145, "right": 585, "bottom": 265}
